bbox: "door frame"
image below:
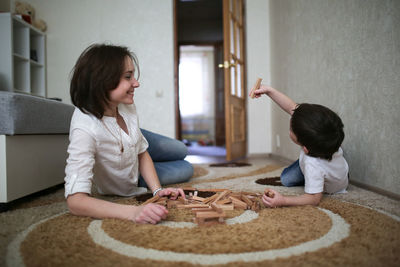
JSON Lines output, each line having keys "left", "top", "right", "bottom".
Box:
{"left": 173, "top": 0, "right": 247, "bottom": 161}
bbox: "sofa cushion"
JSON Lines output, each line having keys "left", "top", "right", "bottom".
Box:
{"left": 0, "top": 91, "right": 74, "bottom": 135}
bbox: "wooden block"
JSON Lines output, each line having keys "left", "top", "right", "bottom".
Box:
{"left": 264, "top": 189, "right": 275, "bottom": 198}
{"left": 191, "top": 207, "right": 213, "bottom": 212}
{"left": 177, "top": 196, "right": 188, "bottom": 204}
{"left": 229, "top": 196, "right": 248, "bottom": 209}
{"left": 212, "top": 190, "right": 231, "bottom": 203}
{"left": 229, "top": 193, "right": 242, "bottom": 199}
{"left": 197, "top": 188, "right": 228, "bottom": 192}
{"left": 216, "top": 198, "right": 232, "bottom": 205}
{"left": 176, "top": 204, "right": 210, "bottom": 209}
{"left": 155, "top": 199, "right": 167, "bottom": 206}
{"left": 191, "top": 196, "right": 206, "bottom": 202}
{"left": 203, "top": 193, "right": 219, "bottom": 204}
{"left": 218, "top": 204, "right": 234, "bottom": 210}
{"left": 250, "top": 78, "right": 262, "bottom": 98}
{"left": 167, "top": 200, "right": 180, "bottom": 208}
{"left": 196, "top": 211, "right": 226, "bottom": 219}
{"left": 241, "top": 194, "right": 253, "bottom": 207}
{"left": 241, "top": 191, "right": 260, "bottom": 197}
{"left": 251, "top": 201, "right": 260, "bottom": 211}
{"left": 182, "top": 187, "right": 197, "bottom": 191}
{"left": 211, "top": 202, "right": 223, "bottom": 213}
{"left": 142, "top": 195, "right": 160, "bottom": 205}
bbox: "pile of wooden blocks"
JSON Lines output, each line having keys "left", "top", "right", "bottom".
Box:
{"left": 142, "top": 188, "right": 262, "bottom": 226}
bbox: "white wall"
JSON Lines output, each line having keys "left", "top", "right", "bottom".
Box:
{"left": 14, "top": 0, "right": 271, "bottom": 153}
{"left": 21, "top": 0, "right": 176, "bottom": 137}
{"left": 7, "top": 0, "right": 399, "bottom": 195}
{"left": 245, "top": 0, "right": 272, "bottom": 155}
{"left": 268, "top": 0, "right": 400, "bottom": 195}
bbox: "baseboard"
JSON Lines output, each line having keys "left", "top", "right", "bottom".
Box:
{"left": 349, "top": 179, "right": 400, "bottom": 201}
{"left": 248, "top": 153, "right": 293, "bottom": 165}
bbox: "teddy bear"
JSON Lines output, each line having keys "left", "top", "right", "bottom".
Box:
{"left": 14, "top": 1, "right": 47, "bottom": 32}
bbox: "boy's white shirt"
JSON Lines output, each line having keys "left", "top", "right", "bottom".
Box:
{"left": 64, "top": 103, "right": 149, "bottom": 198}
{"left": 299, "top": 147, "right": 349, "bottom": 194}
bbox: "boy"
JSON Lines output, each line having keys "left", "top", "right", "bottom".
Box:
{"left": 252, "top": 85, "right": 348, "bottom": 207}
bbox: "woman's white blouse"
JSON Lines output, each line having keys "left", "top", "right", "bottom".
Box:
{"left": 64, "top": 104, "right": 148, "bottom": 198}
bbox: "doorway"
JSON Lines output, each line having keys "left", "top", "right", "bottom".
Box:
{"left": 175, "top": 0, "right": 226, "bottom": 158}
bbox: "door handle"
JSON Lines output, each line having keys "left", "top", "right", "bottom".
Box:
{"left": 218, "top": 61, "right": 236, "bottom": 69}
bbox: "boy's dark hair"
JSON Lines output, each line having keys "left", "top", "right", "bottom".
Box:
{"left": 291, "top": 103, "right": 344, "bottom": 160}
{"left": 70, "top": 44, "right": 140, "bottom": 119}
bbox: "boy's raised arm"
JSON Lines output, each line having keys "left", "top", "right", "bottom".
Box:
{"left": 252, "top": 85, "right": 297, "bottom": 115}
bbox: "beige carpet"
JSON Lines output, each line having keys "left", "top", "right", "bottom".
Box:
{"left": 1, "top": 157, "right": 399, "bottom": 267}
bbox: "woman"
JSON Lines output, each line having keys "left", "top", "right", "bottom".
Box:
{"left": 65, "top": 44, "right": 193, "bottom": 224}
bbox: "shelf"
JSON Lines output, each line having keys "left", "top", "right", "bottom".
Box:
{"left": 30, "top": 60, "right": 44, "bottom": 68}
{"left": 30, "top": 65, "right": 45, "bottom": 96}
{"left": 0, "top": 13, "right": 46, "bottom": 97}
{"left": 13, "top": 53, "right": 29, "bottom": 61}
{"left": 12, "top": 19, "right": 29, "bottom": 58}
{"left": 13, "top": 57, "right": 30, "bottom": 93}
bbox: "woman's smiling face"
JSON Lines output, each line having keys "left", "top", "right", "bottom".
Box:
{"left": 108, "top": 56, "right": 140, "bottom": 106}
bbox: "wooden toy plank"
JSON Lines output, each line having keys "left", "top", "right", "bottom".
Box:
{"left": 155, "top": 199, "right": 167, "bottom": 206}
{"left": 196, "top": 211, "right": 226, "bottom": 219}
{"left": 218, "top": 204, "right": 234, "bottom": 210}
{"left": 197, "top": 188, "right": 228, "bottom": 192}
{"left": 264, "top": 189, "right": 275, "bottom": 198}
{"left": 241, "top": 194, "right": 253, "bottom": 206}
{"left": 241, "top": 191, "right": 261, "bottom": 197}
{"left": 203, "top": 193, "right": 219, "bottom": 204}
{"left": 251, "top": 201, "right": 261, "bottom": 211}
{"left": 177, "top": 196, "right": 188, "bottom": 204}
{"left": 142, "top": 195, "right": 160, "bottom": 205}
{"left": 167, "top": 200, "right": 180, "bottom": 208}
{"left": 211, "top": 202, "right": 223, "bottom": 213}
{"left": 216, "top": 198, "right": 232, "bottom": 205}
{"left": 212, "top": 190, "right": 231, "bottom": 203}
{"left": 191, "top": 196, "right": 206, "bottom": 202}
{"left": 176, "top": 204, "right": 210, "bottom": 209}
{"left": 229, "top": 196, "right": 248, "bottom": 209}
{"left": 250, "top": 78, "right": 262, "bottom": 98}
{"left": 191, "top": 207, "right": 213, "bottom": 212}
{"left": 182, "top": 187, "right": 197, "bottom": 191}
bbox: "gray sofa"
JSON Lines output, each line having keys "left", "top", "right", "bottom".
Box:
{"left": 0, "top": 91, "right": 74, "bottom": 204}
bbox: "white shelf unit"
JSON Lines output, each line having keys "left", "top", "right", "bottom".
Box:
{"left": 0, "top": 13, "right": 46, "bottom": 97}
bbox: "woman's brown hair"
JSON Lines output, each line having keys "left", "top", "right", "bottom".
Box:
{"left": 70, "top": 44, "right": 139, "bottom": 119}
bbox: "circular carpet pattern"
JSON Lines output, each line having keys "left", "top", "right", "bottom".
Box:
{"left": 5, "top": 198, "right": 399, "bottom": 267}
{"left": 3, "top": 162, "right": 400, "bottom": 267}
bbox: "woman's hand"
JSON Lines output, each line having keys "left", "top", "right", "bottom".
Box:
{"left": 130, "top": 203, "right": 168, "bottom": 224}
{"left": 157, "top": 188, "right": 185, "bottom": 200}
{"left": 261, "top": 188, "right": 285, "bottom": 208}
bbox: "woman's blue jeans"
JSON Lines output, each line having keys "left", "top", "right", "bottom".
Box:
{"left": 280, "top": 159, "right": 305, "bottom": 187}
{"left": 138, "top": 129, "right": 193, "bottom": 188}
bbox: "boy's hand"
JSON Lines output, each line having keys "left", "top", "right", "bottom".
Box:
{"left": 158, "top": 188, "right": 185, "bottom": 199}
{"left": 130, "top": 203, "right": 168, "bottom": 224}
{"left": 262, "top": 188, "right": 285, "bottom": 208}
{"left": 251, "top": 84, "right": 274, "bottom": 98}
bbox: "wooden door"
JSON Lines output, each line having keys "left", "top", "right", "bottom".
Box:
{"left": 222, "top": 0, "right": 246, "bottom": 161}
